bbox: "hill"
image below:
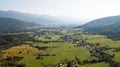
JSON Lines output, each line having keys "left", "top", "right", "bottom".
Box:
{"left": 80, "top": 15, "right": 120, "bottom": 40}
{"left": 0, "top": 17, "right": 38, "bottom": 32}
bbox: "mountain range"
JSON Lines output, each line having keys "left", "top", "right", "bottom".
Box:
{"left": 0, "top": 10, "right": 88, "bottom": 25}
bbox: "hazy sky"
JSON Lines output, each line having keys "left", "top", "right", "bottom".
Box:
{"left": 0, "top": 0, "right": 120, "bottom": 19}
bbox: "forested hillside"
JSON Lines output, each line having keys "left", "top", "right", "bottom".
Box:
{"left": 0, "top": 17, "right": 38, "bottom": 32}
{"left": 79, "top": 15, "right": 120, "bottom": 40}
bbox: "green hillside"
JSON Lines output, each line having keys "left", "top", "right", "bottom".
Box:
{"left": 80, "top": 15, "right": 120, "bottom": 40}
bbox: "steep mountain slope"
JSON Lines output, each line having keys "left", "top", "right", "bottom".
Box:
{"left": 80, "top": 15, "right": 120, "bottom": 40}
{"left": 0, "top": 17, "right": 38, "bottom": 32}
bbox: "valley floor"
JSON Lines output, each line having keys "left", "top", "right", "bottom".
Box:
{"left": 0, "top": 27, "right": 120, "bottom": 67}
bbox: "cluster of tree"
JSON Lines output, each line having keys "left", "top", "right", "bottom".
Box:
{"left": 34, "top": 46, "right": 48, "bottom": 50}
{"left": 34, "top": 46, "right": 57, "bottom": 50}
{"left": 0, "top": 56, "right": 25, "bottom": 67}
{"left": 0, "top": 34, "right": 34, "bottom": 50}
{"left": 101, "top": 31, "right": 120, "bottom": 40}
{"left": 57, "top": 56, "right": 104, "bottom": 67}
{"left": 89, "top": 44, "right": 120, "bottom": 67}
{"left": 5, "top": 56, "right": 23, "bottom": 61}
{"left": 1, "top": 61, "right": 26, "bottom": 67}
{"left": 34, "top": 30, "right": 62, "bottom": 36}
{"left": 113, "top": 47, "right": 120, "bottom": 52}
{"left": 35, "top": 53, "right": 56, "bottom": 60}
{"left": 36, "top": 54, "right": 43, "bottom": 60}
{"left": 41, "top": 53, "right": 56, "bottom": 56}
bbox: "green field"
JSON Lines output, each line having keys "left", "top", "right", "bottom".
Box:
{"left": 85, "top": 35, "right": 120, "bottom": 47}
{"left": 23, "top": 42, "right": 94, "bottom": 67}
{"left": 0, "top": 28, "right": 120, "bottom": 67}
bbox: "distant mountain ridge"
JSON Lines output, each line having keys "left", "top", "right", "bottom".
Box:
{"left": 0, "top": 10, "right": 88, "bottom": 25}
{"left": 0, "top": 10, "right": 57, "bottom": 25}
{"left": 79, "top": 15, "right": 120, "bottom": 40}
{"left": 0, "top": 17, "right": 38, "bottom": 32}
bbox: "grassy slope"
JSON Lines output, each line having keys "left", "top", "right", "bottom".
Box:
{"left": 2, "top": 45, "right": 40, "bottom": 58}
